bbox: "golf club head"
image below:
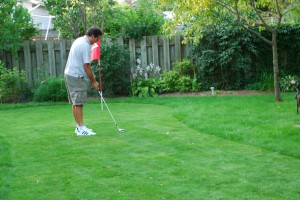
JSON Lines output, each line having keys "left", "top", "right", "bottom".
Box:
{"left": 118, "top": 128, "right": 125, "bottom": 133}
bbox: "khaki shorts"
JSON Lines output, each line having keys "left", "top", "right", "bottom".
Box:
{"left": 64, "top": 74, "right": 88, "bottom": 105}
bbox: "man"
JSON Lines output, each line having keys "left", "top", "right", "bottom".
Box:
{"left": 64, "top": 26, "right": 103, "bottom": 136}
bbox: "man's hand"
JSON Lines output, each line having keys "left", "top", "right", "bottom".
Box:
{"left": 91, "top": 80, "right": 99, "bottom": 90}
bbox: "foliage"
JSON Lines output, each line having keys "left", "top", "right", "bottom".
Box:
{"left": 159, "top": 59, "right": 200, "bottom": 93}
{"left": 159, "top": 73, "right": 193, "bottom": 93}
{"left": 191, "top": 23, "right": 256, "bottom": 90}
{"left": 173, "top": 58, "right": 195, "bottom": 77}
{"left": 0, "top": 0, "right": 38, "bottom": 52}
{"left": 98, "top": 0, "right": 164, "bottom": 39}
{"left": 131, "top": 60, "right": 196, "bottom": 96}
{"left": 0, "top": 62, "right": 30, "bottom": 103}
{"left": 279, "top": 75, "right": 300, "bottom": 92}
{"left": 173, "top": 58, "right": 200, "bottom": 92}
{"left": 159, "top": 0, "right": 299, "bottom": 42}
{"left": 176, "top": 76, "right": 192, "bottom": 92}
{"left": 132, "top": 59, "right": 161, "bottom": 80}
{"left": 131, "top": 78, "right": 159, "bottom": 97}
{"left": 33, "top": 77, "right": 68, "bottom": 102}
{"left": 45, "top": 0, "right": 164, "bottom": 39}
{"left": 130, "top": 59, "right": 161, "bottom": 97}
{"left": 159, "top": 0, "right": 300, "bottom": 101}
{"left": 158, "top": 71, "right": 178, "bottom": 93}
{"left": 245, "top": 72, "right": 274, "bottom": 91}
{"left": 44, "top": 0, "right": 115, "bottom": 38}
{"left": 130, "top": 58, "right": 200, "bottom": 96}
{"left": 192, "top": 74, "right": 200, "bottom": 92}
{"left": 283, "top": 1, "right": 300, "bottom": 24}
{"left": 92, "top": 41, "right": 130, "bottom": 96}
{"left": 119, "top": 0, "right": 164, "bottom": 39}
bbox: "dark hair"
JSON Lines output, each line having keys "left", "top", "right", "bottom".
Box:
{"left": 86, "top": 26, "right": 103, "bottom": 37}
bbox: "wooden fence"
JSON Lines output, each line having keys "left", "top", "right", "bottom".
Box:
{"left": 0, "top": 35, "right": 191, "bottom": 88}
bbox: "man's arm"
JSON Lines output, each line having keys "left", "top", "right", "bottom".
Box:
{"left": 84, "top": 63, "right": 99, "bottom": 90}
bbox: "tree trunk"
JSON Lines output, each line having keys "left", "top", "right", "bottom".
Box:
{"left": 272, "top": 31, "right": 282, "bottom": 102}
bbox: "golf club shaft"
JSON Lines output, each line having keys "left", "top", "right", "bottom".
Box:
{"left": 98, "top": 91, "right": 119, "bottom": 128}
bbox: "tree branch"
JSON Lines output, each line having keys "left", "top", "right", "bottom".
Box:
{"left": 217, "top": 0, "right": 273, "bottom": 46}
{"left": 251, "top": 0, "right": 273, "bottom": 31}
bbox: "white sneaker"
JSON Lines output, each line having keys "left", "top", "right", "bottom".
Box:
{"left": 74, "top": 126, "right": 93, "bottom": 134}
{"left": 75, "top": 127, "right": 96, "bottom": 136}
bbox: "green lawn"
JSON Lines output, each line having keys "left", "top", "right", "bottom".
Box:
{"left": 1, "top": 93, "right": 300, "bottom": 199}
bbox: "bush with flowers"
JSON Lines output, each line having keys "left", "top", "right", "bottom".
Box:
{"left": 279, "top": 75, "right": 300, "bottom": 92}
{"left": 130, "top": 58, "right": 200, "bottom": 97}
{"left": 130, "top": 58, "right": 161, "bottom": 97}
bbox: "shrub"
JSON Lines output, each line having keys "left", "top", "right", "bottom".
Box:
{"left": 159, "top": 71, "right": 180, "bottom": 93}
{"left": 33, "top": 77, "right": 67, "bottom": 102}
{"left": 0, "top": 61, "right": 31, "bottom": 103}
{"left": 176, "top": 76, "right": 192, "bottom": 92}
{"left": 245, "top": 73, "right": 274, "bottom": 91}
{"left": 131, "top": 78, "right": 159, "bottom": 97}
{"left": 159, "top": 59, "right": 200, "bottom": 93}
{"left": 191, "top": 23, "right": 256, "bottom": 90}
{"left": 173, "top": 59, "right": 195, "bottom": 77}
{"left": 130, "top": 58, "right": 199, "bottom": 96}
{"left": 92, "top": 41, "right": 131, "bottom": 96}
{"left": 130, "top": 59, "right": 161, "bottom": 97}
{"left": 192, "top": 74, "right": 201, "bottom": 92}
{"left": 279, "top": 75, "right": 299, "bottom": 92}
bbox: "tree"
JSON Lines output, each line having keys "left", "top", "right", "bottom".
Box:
{"left": 0, "top": 0, "right": 37, "bottom": 52}
{"left": 159, "top": 0, "right": 300, "bottom": 102}
{"left": 44, "top": 0, "right": 164, "bottom": 39}
{"left": 43, "top": 0, "right": 115, "bottom": 38}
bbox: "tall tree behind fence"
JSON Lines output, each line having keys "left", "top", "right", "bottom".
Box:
{"left": 0, "top": 35, "right": 191, "bottom": 88}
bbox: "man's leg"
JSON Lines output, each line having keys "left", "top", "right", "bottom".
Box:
{"left": 73, "top": 105, "right": 83, "bottom": 126}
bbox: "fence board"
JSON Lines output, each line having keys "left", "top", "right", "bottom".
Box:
{"left": 152, "top": 36, "right": 159, "bottom": 67}
{"left": 12, "top": 54, "right": 19, "bottom": 69}
{"left": 60, "top": 40, "right": 67, "bottom": 76}
{"left": 175, "top": 35, "right": 182, "bottom": 62}
{"left": 23, "top": 41, "right": 33, "bottom": 87}
{"left": 36, "top": 41, "right": 43, "bottom": 70}
{"left": 163, "top": 36, "right": 170, "bottom": 71}
{"left": 141, "top": 37, "right": 147, "bottom": 70}
{"left": 129, "top": 38, "right": 136, "bottom": 71}
{"left": 47, "top": 41, "right": 56, "bottom": 77}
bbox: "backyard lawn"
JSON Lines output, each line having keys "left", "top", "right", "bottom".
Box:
{"left": 0, "top": 92, "right": 300, "bottom": 200}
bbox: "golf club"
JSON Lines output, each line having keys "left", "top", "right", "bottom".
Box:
{"left": 97, "top": 57, "right": 125, "bottom": 133}
{"left": 98, "top": 91, "right": 125, "bottom": 133}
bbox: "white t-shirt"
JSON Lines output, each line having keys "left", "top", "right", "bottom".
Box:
{"left": 64, "top": 35, "right": 91, "bottom": 79}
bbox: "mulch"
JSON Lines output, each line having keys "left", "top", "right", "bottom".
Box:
{"left": 158, "top": 90, "right": 273, "bottom": 97}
